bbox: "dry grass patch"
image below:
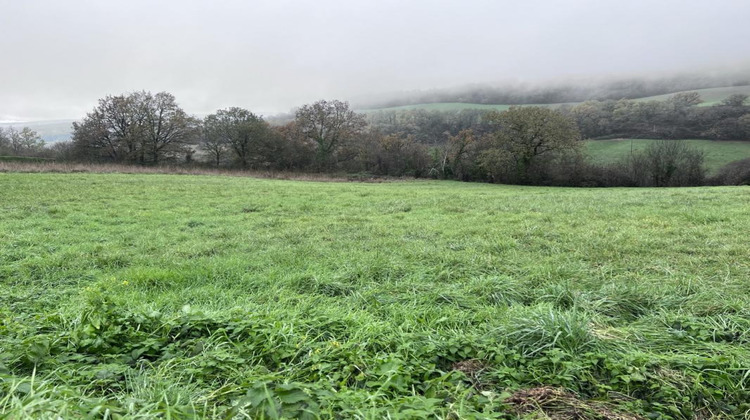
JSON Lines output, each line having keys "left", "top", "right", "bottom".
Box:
{"left": 0, "top": 161, "right": 398, "bottom": 182}
{"left": 507, "top": 387, "right": 642, "bottom": 420}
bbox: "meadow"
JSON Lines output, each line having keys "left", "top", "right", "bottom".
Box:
{"left": 584, "top": 139, "right": 750, "bottom": 174}
{"left": 633, "top": 85, "right": 750, "bottom": 107}
{"left": 1, "top": 173, "right": 750, "bottom": 419}
{"left": 362, "top": 103, "right": 515, "bottom": 112}
{"left": 362, "top": 85, "right": 750, "bottom": 112}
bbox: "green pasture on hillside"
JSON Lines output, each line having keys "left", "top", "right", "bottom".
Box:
{"left": 362, "top": 85, "right": 750, "bottom": 113}
{"left": 633, "top": 85, "right": 750, "bottom": 106}
{"left": 585, "top": 139, "right": 750, "bottom": 174}
{"left": 361, "top": 103, "right": 514, "bottom": 112}
{"left": 1, "top": 173, "right": 750, "bottom": 418}
{"left": 361, "top": 102, "right": 578, "bottom": 113}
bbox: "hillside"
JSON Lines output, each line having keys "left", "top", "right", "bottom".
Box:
{"left": 7, "top": 85, "right": 750, "bottom": 144}
{"left": 362, "top": 85, "right": 750, "bottom": 113}
{"left": 0, "top": 119, "right": 75, "bottom": 144}
{"left": 361, "top": 103, "right": 514, "bottom": 112}
{"left": 633, "top": 85, "right": 750, "bottom": 106}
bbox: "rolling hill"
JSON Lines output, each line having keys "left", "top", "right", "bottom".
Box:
{"left": 5, "top": 85, "right": 750, "bottom": 145}
{"left": 361, "top": 85, "right": 750, "bottom": 113}
{"left": 0, "top": 119, "right": 75, "bottom": 144}
{"left": 633, "top": 85, "right": 750, "bottom": 106}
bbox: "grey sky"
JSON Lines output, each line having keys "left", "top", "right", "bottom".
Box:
{"left": 1, "top": 0, "right": 749, "bottom": 121}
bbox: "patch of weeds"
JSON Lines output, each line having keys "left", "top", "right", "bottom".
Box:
{"left": 472, "top": 277, "right": 535, "bottom": 307}
{"left": 500, "top": 305, "right": 596, "bottom": 356}
{"left": 290, "top": 275, "right": 356, "bottom": 297}
{"left": 665, "top": 314, "right": 750, "bottom": 344}
{"left": 583, "top": 283, "right": 661, "bottom": 322}
{"left": 506, "top": 386, "right": 641, "bottom": 420}
{"left": 537, "top": 283, "right": 578, "bottom": 310}
{"left": 382, "top": 201, "right": 412, "bottom": 214}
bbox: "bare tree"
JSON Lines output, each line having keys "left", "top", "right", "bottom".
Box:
{"left": 643, "top": 140, "right": 705, "bottom": 186}
{"left": 0, "top": 127, "right": 45, "bottom": 156}
{"left": 141, "top": 92, "right": 199, "bottom": 164}
{"left": 200, "top": 114, "right": 229, "bottom": 167}
{"left": 668, "top": 91, "right": 703, "bottom": 109}
{"left": 721, "top": 94, "right": 749, "bottom": 107}
{"left": 0, "top": 128, "right": 9, "bottom": 154}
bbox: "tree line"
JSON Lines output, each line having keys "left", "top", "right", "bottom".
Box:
{"left": 3, "top": 90, "right": 750, "bottom": 187}
{"left": 0, "top": 126, "right": 46, "bottom": 157}
{"left": 366, "top": 93, "right": 750, "bottom": 142}
{"left": 568, "top": 93, "right": 750, "bottom": 140}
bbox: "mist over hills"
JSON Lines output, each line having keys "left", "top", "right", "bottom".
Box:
{"left": 354, "top": 70, "right": 750, "bottom": 109}
{"left": 0, "top": 120, "right": 75, "bottom": 144}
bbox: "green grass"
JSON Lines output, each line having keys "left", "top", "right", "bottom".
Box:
{"left": 361, "top": 102, "right": 578, "bottom": 113}
{"left": 2, "top": 173, "right": 750, "bottom": 418}
{"left": 585, "top": 139, "right": 750, "bottom": 174}
{"left": 633, "top": 85, "right": 750, "bottom": 106}
{"left": 361, "top": 103, "right": 515, "bottom": 112}
{"left": 362, "top": 85, "right": 750, "bottom": 112}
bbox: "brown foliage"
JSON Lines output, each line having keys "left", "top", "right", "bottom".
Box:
{"left": 0, "top": 161, "right": 394, "bottom": 183}
{"left": 507, "top": 387, "right": 641, "bottom": 420}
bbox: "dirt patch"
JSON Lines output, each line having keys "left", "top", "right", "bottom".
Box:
{"left": 451, "top": 359, "right": 486, "bottom": 377}
{"left": 451, "top": 359, "right": 490, "bottom": 389}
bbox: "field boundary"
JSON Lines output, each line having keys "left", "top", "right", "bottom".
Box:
{"left": 0, "top": 161, "right": 401, "bottom": 183}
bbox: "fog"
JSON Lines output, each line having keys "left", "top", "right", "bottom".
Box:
{"left": 1, "top": 0, "right": 749, "bottom": 121}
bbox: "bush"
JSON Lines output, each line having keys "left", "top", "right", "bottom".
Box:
{"left": 709, "top": 157, "right": 750, "bottom": 185}
{"left": 579, "top": 140, "right": 706, "bottom": 187}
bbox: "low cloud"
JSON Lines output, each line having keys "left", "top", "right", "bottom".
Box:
{"left": 1, "top": 0, "right": 749, "bottom": 120}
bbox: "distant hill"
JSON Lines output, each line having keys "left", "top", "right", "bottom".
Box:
{"left": 357, "top": 71, "right": 750, "bottom": 110}
{"left": 359, "top": 102, "right": 573, "bottom": 113}
{"left": 359, "top": 103, "right": 514, "bottom": 112}
{"left": 633, "top": 85, "right": 750, "bottom": 106}
{"left": 6, "top": 83, "right": 750, "bottom": 143}
{"left": 0, "top": 120, "right": 75, "bottom": 144}
{"left": 361, "top": 85, "right": 750, "bottom": 113}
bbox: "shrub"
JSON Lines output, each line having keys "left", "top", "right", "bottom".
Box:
{"left": 709, "top": 157, "right": 750, "bottom": 185}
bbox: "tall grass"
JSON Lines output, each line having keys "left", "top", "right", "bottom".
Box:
{"left": 1, "top": 173, "right": 749, "bottom": 418}
{"left": 0, "top": 161, "right": 395, "bottom": 182}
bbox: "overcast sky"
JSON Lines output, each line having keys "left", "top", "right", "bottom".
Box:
{"left": 1, "top": 0, "right": 749, "bottom": 121}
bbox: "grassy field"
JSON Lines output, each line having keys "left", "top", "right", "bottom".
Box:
{"left": 362, "top": 85, "right": 750, "bottom": 112}
{"left": 585, "top": 139, "right": 750, "bottom": 174}
{"left": 1, "top": 173, "right": 750, "bottom": 418}
{"left": 633, "top": 85, "right": 750, "bottom": 107}
{"left": 361, "top": 103, "right": 578, "bottom": 113}
{"left": 362, "top": 103, "right": 515, "bottom": 112}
